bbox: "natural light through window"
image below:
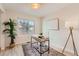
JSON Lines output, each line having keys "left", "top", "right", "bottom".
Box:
{"left": 17, "top": 18, "right": 35, "bottom": 34}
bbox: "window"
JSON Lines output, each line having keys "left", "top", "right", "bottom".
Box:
{"left": 17, "top": 18, "right": 35, "bottom": 34}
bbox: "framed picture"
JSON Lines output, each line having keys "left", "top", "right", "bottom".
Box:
{"left": 46, "top": 18, "right": 59, "bottom": 30}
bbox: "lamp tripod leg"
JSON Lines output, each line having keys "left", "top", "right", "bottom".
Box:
{"left": 62, "top": 33, "right": 71, "bottom": 53}
{"left": 71, "top": 32, "right": 78, "bottom": 56}
{"left": 62, "top": 28, "right": 78, "bottom": 56}
{"left": 73, "top": 41, "right": 78, "bottom": 56}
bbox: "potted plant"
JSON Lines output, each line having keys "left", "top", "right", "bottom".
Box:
{"left": 3, "top": 18, "right": 16, "bottom": 48}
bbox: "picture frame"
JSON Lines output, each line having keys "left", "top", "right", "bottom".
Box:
{"left": 46, "top": 18, "right": 59, "bottom": 30}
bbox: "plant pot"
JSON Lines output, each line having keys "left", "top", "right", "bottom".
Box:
{"left": 9, "top": 43, "right": 15, "bottom": 48}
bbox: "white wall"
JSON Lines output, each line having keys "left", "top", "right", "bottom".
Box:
{"left": 42, "top": 4, "right": 79, "bottom": 55}
{"left": 0, "top": 4, "right": 6, "bottom": 50}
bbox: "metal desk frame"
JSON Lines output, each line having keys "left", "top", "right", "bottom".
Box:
{"left": 31, "top": 36, "right": 50, "bottom": 56}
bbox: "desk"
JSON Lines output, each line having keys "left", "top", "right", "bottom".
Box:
{"left": 31, "top": 36, "right": 50, "bottom": 56}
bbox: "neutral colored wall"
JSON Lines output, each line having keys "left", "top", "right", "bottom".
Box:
{"left": 0, "top": 4, "right": 6, "bottom": 49}
{"left": 42, "top": 4, "right": 79, "bottom": 55}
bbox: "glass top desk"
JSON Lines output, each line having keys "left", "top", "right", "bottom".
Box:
{"left": 31, "top": 35, "right": 50, "bottom": 56}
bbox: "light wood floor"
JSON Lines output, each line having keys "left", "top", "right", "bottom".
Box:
{"left": 0, "top": 45, "right": 24, "bottom": 56}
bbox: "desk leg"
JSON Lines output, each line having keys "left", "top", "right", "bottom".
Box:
{"left": 31, "top": 37, "right": 32, "bottom": 49}
{"left": 40, "top": 42, "right": 42, "bottom": 56}
{"left": 40, "top": 53, "right": 42, "bottom": 56}
{"left": 48, "top": 40, "right": 50, "bottom": 54}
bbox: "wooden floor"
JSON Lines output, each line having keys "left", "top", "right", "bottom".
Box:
{"left": 0, "top": 45, "right": 24, "bottom": 56}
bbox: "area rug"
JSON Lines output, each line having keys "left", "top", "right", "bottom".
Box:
{"left": 22, "top": 43, "right": 65, "bottom": 56}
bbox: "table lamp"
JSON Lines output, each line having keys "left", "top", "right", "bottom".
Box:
{"left": 62, "top": 20, "right": 79, "bottom": 56}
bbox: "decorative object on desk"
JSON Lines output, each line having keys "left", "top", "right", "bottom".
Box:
{"left": 62, "top": 20, "right": 79, "bottom": 56}
{"left": 3, "top": 18, "right": 16, "bottom": 48}
{"left": 38, "top": 33, "right": 44, "bottom": 39}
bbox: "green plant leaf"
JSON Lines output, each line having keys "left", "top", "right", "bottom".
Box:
{"left": 3, "top": 18, "right": 17, "bottom": 43}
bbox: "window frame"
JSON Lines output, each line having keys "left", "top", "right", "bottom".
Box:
{"left": 17, "top": 18, "right": 35, "bottom": 34}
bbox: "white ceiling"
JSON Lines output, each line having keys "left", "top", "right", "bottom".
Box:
{"left": 2, "top": 3, "right": 70, "bottom": 17}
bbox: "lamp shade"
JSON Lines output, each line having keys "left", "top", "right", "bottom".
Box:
{"left": 65, "top": 20, "right": 79, "bottom": 29}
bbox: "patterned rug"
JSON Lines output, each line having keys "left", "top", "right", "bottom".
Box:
{"left": 22, "top": 43, "right": 65, "bottom": 56}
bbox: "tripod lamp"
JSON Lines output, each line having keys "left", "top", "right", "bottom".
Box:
{"left": 62, "top": 20, "right": 79, "bottom": 56}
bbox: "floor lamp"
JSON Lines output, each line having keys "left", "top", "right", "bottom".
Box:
{"left": 62, "top": 21, "right": 78, "bottom": 56}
